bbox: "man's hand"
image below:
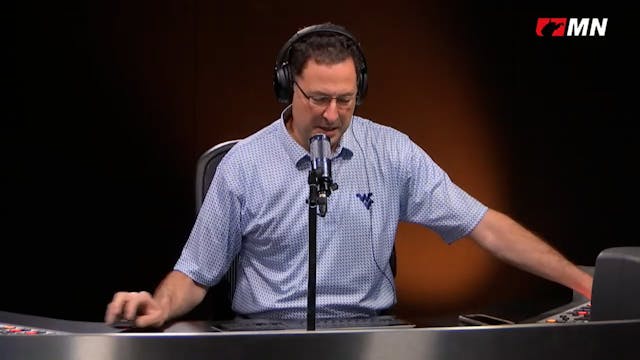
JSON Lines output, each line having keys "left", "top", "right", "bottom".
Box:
{"left": 105, "top": 291, "right": 167, "bottom": 328}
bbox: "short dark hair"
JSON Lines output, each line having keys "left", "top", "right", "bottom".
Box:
{"left": 289, "top": 26, "right": 365, "bottom": 79}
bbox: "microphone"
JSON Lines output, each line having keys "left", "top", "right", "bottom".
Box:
{"left": 309, "top": 134, "right": 331, "bottom": 181}
{"left": 308, "top": 134, "right": 337, "bottom": 216}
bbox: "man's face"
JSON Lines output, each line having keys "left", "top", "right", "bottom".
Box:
{"left": 288, "top": 57, "right": 358, "bottom": 151}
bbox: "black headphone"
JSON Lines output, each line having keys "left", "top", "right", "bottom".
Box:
{"left": 273, "top": 23, "right": 368, "bottom": 106}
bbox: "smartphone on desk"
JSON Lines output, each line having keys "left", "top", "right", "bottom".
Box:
{"left": 458, "top": 313, "right": 514, "bottom": 326}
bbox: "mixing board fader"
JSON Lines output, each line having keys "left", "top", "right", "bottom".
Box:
{"left": 1, "top": 322, "right": 65, "bottom": 335}
{"left": 537, "top": 301, "right": 591, "bottom": 324}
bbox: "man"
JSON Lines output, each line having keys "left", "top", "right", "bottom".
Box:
{"left": 105, "top": 23, "right": 592, "bottom": 328}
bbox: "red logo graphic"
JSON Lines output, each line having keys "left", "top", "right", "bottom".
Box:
{"left": 536, "top": 18, "right": 567, "bottom": 37}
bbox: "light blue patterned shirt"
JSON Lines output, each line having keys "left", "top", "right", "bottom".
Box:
{"left": 175, "top": 106, "right": 488, "bottom": 319}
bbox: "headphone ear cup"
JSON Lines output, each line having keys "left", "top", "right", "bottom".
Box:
{"left": 274, "top": 64, "right": 292, "bottom": 104}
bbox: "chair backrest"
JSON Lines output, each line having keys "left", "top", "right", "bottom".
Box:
{"left": 194, "top": 139, "right": 397, "bottom": 318}
{"left": 195, "top": 139, "right": 241, "bottom": 212}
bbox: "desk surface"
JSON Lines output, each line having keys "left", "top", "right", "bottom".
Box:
{"left": 2, "top": 310, "right": 639, "bottom": 360}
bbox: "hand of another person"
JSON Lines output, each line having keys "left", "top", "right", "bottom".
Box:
{"left": 104, "top": 291, "right": 166, "bottom": 328}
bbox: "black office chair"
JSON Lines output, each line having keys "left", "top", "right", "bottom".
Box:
{"left": 193, "top": 139, "right": 397, "bottom": 319}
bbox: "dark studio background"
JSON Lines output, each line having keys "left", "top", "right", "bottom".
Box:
{"left": 6, "top": 1, "right": 634, "bottom": 323}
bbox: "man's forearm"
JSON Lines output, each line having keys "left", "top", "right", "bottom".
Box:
{"left": 154, "top": 270, "right": 207, "bottom": 322}
{"left": 471, "top": 209, "right": 593, "bottom": 299}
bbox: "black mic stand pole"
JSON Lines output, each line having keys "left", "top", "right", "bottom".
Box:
{"left": 307, "top": 169, "right": 322, "bottom": 331}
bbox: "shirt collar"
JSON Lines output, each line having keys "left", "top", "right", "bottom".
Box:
{"left": 277, "top": 105, "right": 354, "bottom": 171}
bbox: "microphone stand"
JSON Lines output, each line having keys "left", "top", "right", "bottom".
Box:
{"left": 307, "top": 168, "right": 337, "bottom": 331}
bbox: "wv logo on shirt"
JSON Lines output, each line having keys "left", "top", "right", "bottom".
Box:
{"left": 356, "top": 193, "right": 374, "bottom": 210}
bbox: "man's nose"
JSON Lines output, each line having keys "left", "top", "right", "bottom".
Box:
{"left": 322, "top": 100, "right": 339, "bottom": 122}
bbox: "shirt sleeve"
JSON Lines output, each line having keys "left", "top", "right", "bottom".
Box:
{"left": 398, "top": 136, "right": 488, "bottom": 243}
{"left": 174, "top": 155, "right": 243, "bottom": 287}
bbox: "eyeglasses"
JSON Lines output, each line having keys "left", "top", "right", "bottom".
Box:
{"left": 294, "top": 81, "right": 356, "bottom": 109}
